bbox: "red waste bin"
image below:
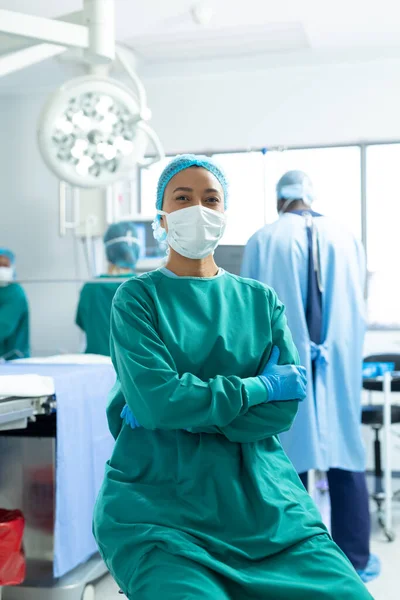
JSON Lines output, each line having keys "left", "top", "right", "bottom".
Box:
{"left": 0, "top": 509, "right": 25, "bottom": 586}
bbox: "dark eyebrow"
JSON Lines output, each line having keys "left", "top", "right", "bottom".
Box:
{"left": 172, "top": 187, "right": 222, "bottom": 194}
{"left": 173, "top": 187, "right": 193, "bottom": 193}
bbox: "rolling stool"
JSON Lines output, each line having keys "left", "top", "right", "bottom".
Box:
{"left": 362, "top": 353, "right": 400, "bottom": 541}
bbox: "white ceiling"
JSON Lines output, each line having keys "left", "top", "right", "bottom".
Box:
{"left": 1, "top": 0, "right": 400, "bottom": 90}
{"left": 2, "top": 0, "right": 400, "bottom": 47}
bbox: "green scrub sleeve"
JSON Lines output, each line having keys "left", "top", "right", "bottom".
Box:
{"left": 110, "top": 285, "right": 268, "bottom": 431}
{"left": 189, "top": 295, "right": 300, "bottom": 442}
{"left": 0, "top": 288, "right": 26, "bottom": 343}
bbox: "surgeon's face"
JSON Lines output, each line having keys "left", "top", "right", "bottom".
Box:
{"left": 0, "top": 255, "right": 10, "bottom": 268}
{"left": 161, "top": 167, "right": 224, "bottom": 230}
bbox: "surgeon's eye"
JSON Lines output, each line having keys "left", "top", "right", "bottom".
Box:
{"left": 176, "top": 195, "right": 190, "bottom": 202}
{"left": 205, "top": 197, "right": 221, "bottom": 205}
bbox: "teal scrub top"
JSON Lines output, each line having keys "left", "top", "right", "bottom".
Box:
{"left": 93, "top": 268, "right": 328, "bottom": 594}
{"left": 75, "top": 274, "right": 131, "bottom": 356}
{"left": 0, "top": 282, "right": 30, "bottom": 360}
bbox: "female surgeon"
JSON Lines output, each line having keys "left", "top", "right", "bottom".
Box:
{"left": 0, "top": 248, "right": 30, "bottom": 360}
{"left": 93, "top": 155, "right": 373, "bottom": 599}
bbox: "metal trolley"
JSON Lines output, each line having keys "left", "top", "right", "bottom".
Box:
{"left": 0, "top": 395, "right": 107, "bottom": 600}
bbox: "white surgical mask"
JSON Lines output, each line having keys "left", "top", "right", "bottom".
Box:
{"left": 0, "top": 267, "right": 13, "bottom": 285}
{"left": 157, "top": 205, "right": 227, "bottom": 259}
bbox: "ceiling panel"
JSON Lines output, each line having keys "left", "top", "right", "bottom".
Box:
{"left": 129, "top": 22, "right": 309, "bottom": 62}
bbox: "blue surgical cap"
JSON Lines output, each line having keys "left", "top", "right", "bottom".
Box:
{"left": 276, "top": 170, "right": 314, "bottom": 205}
{"left": 153, "top": 154, "right": 229, "bottom": 241}
{"left": 0, "top": 248, "right": 15, "bottom": 265}
{"left": 103, "top": 221, "right": 141, "bottom": 270}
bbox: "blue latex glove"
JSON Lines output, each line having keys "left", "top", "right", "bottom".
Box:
{"left": 121, "top": 404, "right": 141, "bottom": 429}
{"left": 121, "top": 405, "right": 189, "bottom": 432}
{"left": 259, "top": 346, "right": 307, "bottom": 402}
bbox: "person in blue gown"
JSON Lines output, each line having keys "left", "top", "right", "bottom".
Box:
{"left": 241, "top": 170, "right": 379, "bottom": 583}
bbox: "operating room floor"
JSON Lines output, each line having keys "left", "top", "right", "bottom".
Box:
{"left": 94, "top": 492, "right": 400, "bottom": 600}
{"left": 366, "top": 503, "right": 400, "bottom": 600}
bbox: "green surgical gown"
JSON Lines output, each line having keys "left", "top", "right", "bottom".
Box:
{"left": 0, "top": 283, "right": 29, "bottom": 360}
{"left": 93, "top": 269, "right": 373, "bottom": 600}
{"left": 76, "top": 275, "right": 130, "bottom": 356}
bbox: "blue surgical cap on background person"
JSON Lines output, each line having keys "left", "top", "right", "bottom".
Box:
{"left": 0, "top": 248, "right": 15, "bottom": 265}
{"left": 276, "top": 170, "right": 315, "bottom": 205}
{"left": 103, "top": 221, "right": 140, "bottom": 270}
{"left": 153, "top": 154, "right": 229, "bottom": 241}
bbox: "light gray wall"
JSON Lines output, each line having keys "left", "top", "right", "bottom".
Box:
{"left": 0, "top": 94, "right": 90, "bottom": 356}
{"left": 142, "top": 55, "right": 400, "bottom": 152}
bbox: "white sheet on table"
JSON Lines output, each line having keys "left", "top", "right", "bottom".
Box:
{"left": 13, "top": 354, "right": 112, "bottom": 365}
{"left": 0, "top": 374, "right": 55, "bottom": 397}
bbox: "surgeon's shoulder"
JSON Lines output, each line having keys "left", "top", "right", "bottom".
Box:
{"left": 224, "top": 272, "right": 279, "bottom": 308}
{"left": 249, "top": 219, "right": 278, "bottom": 238}
{"left": 9, "top": 282, "right": 28, "bottom": 304}
{"left": 112, "top": 270, "right": 163, "bottom": 309}
{"left": 318, "top": 215, "right": 356, "bottom": 241}
{"left": 79, "top": 281, "right": 93, "bottom": 298}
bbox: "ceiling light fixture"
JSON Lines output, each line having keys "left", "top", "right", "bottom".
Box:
{"left": 37, "top": 72, "right": 163, "bottom": 188}
{"left": 0, "top": 1, "right": 164, "bottom": 188}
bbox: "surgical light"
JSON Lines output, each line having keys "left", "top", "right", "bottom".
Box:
{"left": 38, "top": 74, "right": 163, "bottom": 188}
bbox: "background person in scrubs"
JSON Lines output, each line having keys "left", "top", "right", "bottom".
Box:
{"left": 93, "top": 155, "right": 373, "bottom": 600}
{"left": 0, "top": 247, "right": 29, "bottom": 360}
{"left": 241, "top": 170, "right": 378, "bottom": 583}
{"left": 76, "top": 221, "right": 141, "bottom": 356}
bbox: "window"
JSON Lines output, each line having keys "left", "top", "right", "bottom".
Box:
{"left": 366, "top": 144, "right": 400, "bottom": 328}
{"left": 141, "top": 148, "right": 362, "bottom": 240}
{"left": 263, "top": 147, "right": 362, "bottom": 240}
{"left": 211, "top": 152, "right": 265, "bottom": 245}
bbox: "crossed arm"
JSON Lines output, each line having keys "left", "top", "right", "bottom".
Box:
{"left": 111, "top": 284, "right": 301, "bottom": 442}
